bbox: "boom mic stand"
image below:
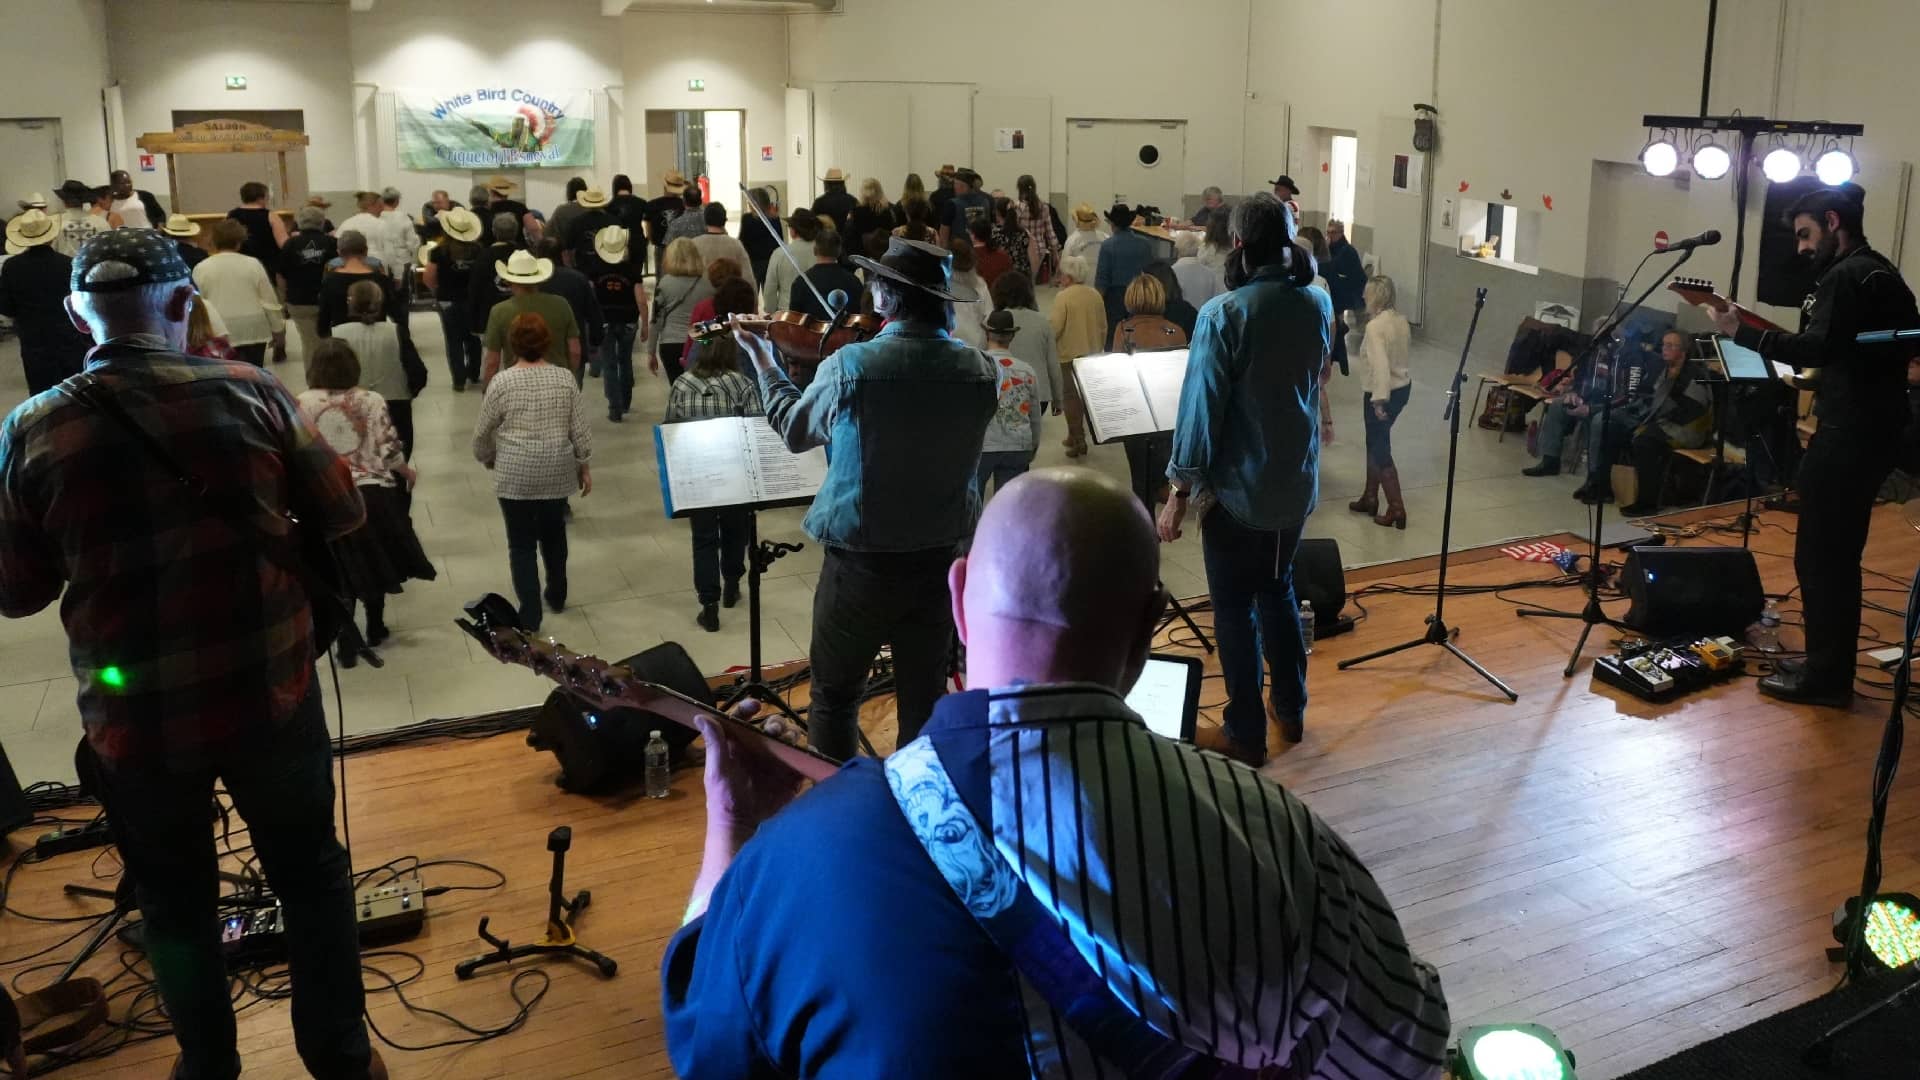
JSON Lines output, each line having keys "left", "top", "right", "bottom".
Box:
{"left": 1515, "top": 247, "right": 1696, "bottom": 676}
{"left": 1339, "top": 288, "right": 1518, "bottom": 701}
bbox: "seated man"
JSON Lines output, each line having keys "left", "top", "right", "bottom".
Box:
{"left": 663, "top": 468, "right": 1451, "bottom": 1079}
{"left": 1576, "top": 330, "right": 1712, "bottom": 512}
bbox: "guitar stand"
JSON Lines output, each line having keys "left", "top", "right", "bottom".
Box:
{"left": 456, "top": 827, "right": 617, "bottom": 980}
{"left": 721, "top": 510, "right": 879, "bottom": 760}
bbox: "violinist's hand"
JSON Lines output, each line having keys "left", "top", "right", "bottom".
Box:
{"left": 733, "top": 326, "right": 781, "bottom": 377}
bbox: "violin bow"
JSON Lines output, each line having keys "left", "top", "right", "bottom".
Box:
{"left": 739, "top": 181, "right": 840, "bottom": 320}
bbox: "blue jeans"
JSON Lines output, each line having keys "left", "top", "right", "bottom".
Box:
{"left": 1200, "top": 505, "right": 1306, "bottom": 751}
{"left": 690, "top": 508, "right": 749, "bottom": 605}
{"left": 1362, "top": 384, "right": 1411, "bottom": 469}
{"left": 500, "top": 497, "right": 569, "bottom": 629}
{"left": 602, "top": 321, "right": 639, "bottom": 415}
{"left": 96, "top": 678, "right": 371, "bottom": 1080}
{"left": 437, "top": 299, "right": 481, "bottom": 388}
{"left": 974, "top": 450, "right": 1031, "bottom": 499}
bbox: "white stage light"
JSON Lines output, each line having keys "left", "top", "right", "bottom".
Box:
{"left": 1762, "top": 147, "right": 1802, "bottom": 183}
{"left": 1642, "top": 140, "right": 1679, "bottom": 177}
{"left": 1691, "top": 143, "right": 1732, "bottom": 180}
{"left": 1816, "top": 148, "right": 1856, "bottom": 186}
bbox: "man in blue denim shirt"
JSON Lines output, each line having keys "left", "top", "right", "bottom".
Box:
{"left": 1159, "top": 194, "right": 1330, "bottom": 765}
{"left": 735, "top": 237, "right": 997, "bottom": 759}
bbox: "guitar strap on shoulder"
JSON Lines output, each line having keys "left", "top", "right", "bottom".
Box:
{"left": 883, "top": 693, "right": 1275, "bottom": 1080}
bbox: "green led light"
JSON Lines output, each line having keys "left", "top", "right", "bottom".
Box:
{"left": 98, "top": 666, "right": 126, "bottom": 690}
{"left": 1470, "top": 1029, "right": 1567, "bottom": 1080}
{"left": 1863, "top": 900, "right": 1920, "bottom": 969}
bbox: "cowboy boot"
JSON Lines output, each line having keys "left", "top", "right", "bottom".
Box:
{"left": 1348, "top": 463, "right": 1380, "bottom": 514}
{"left": 1373, "top": 465, "right": 1407, "bottom": 530}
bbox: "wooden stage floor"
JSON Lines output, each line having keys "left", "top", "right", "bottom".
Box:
{"left": 7, "top": 502, "right": 1919, "bottom": 1079}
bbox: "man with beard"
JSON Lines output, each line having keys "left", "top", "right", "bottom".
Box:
{"left": 1711, "top": 184, "right": 1920, "bottom": 706}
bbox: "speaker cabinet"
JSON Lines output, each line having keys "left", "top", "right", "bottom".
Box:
{"left": 527, "top": 641, "right": 711, "bottom": 793}
{"left": 1622, "top": 545, "right": 1764, "bottom": 637}
{"left": 1294, "top": 537, "right": 1348, "bottom": 630}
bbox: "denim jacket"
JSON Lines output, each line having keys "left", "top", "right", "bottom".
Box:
{"left": 759, "top": 321, "right": 998, "bottom": 552}
{"left": 1167, "top": 266, "right": 1332, "bottom": 531}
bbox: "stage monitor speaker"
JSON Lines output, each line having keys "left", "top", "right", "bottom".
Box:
{"left": 527, "top": 641, "right": 711, "bottom": 794}
{"left": 1621, "top": 545, "right": 1764, "bottom": 637}
{"left": 1295, "top": 538, "right": 1349, "bottom": 632}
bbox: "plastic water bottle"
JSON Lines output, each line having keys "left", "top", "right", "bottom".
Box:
{"left": 645, "top": 731, "right": 671, "bottom": 799}
{"left": 1299, "top": 601, "right": 1316, "bottom": 656}
{"left": 1749, "top": 599, "right": 1782, "bottom": 654}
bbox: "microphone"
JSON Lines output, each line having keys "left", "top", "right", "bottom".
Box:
{"left": 826, "top": 289, "right": 850, "bottom": 315}
{"left": 1662, "top": 229, "right": 1722, "bottom": 252}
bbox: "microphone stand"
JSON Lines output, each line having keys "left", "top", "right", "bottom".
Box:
{"left": 1339, "top": 287, "right": 1517, "bottom": 701}
{"left": 1515, "top": 246, "right": 1696, "bottom": 675}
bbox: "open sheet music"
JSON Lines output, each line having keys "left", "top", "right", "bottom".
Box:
{"left": 1071, "top": 349, "right": 1191, "bottom": 442}
{"left": 653, "top": 416, "right": 828, "bottom": 516}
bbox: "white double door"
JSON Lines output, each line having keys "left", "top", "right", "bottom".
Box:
{"left": 1066, "top": 120, "right": 1186, "bottom": 217}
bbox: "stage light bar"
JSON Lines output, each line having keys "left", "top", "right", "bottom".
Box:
{"left": 1642, "top": 137, "right": 1679, "bottom": 178}
{"left": 1816, "top": 146, "right": 1857, "bottom": 186}
{"left": 1691, "top": 141, "right": 1732, "bottom": 180}
{"left": 1762, "top": 146, "right": 1802, "bottom": 183}
{"left": 1451, "top": 1024, "right": 1577, "bottom": 1080}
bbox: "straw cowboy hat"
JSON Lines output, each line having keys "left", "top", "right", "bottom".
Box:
{"left": 851, "top": 236, "right": 978, "bottom": 303}
{"left": 576, "top": 188, "right": 610, "bottom": 209}
{"left": 5, "top": 209, "right": 59, "bottom": 253}
{"left": 663, "top": 169, "right": 689, "bottom": 194}
{"left": 16, "top": 192, "right": 47, "bottom": 212}
{"left": 821, "top": 167, "right": 848, "bottom": 183}
{"left": 159, "top": 214, "right": 200, "bottom": 238}
{"left": 438, "top": 207, "right": 483, "bottom": 243}
{"left": 485, "top": 175, "right": 520, "bottom": 197}
{"left": 592, "top": 226, "right": 631, "bottom": 264}
{"left": 1072, "top": 203, "right": 1099, "bottom": 228}
{"left": 496, "top": 248, "right": 554, "bottom": 285}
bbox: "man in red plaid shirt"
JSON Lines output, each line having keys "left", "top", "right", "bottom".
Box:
{"left": 0, "top": 230, "right": 382, "bottom": 1080}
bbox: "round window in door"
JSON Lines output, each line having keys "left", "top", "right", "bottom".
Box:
{"left": 1138, "top": 144, "right": 1162, "bottom": 167}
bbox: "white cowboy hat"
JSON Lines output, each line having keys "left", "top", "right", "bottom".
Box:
{"left": 17, "top": 192, "right": 47, "bottom": 211}
{"left": 159, "top": 213, "right": 200, "bottom": 238}
{"left": 576, "top": 188, "right": 610, "bottom": 209}
{"left": 438, "top": 207, "right": 483, "bottom": 243}
{"left": 821, "top": 167, "right": 847, "bottom": 183}
{"left": 496, "top": 249, "right": 553, "bottom": 285}
{"left": 593, "top": 226, "right": 630, "bottom": 263}
{"left": 5, "top": 209, "right": 59, "bottom": 252}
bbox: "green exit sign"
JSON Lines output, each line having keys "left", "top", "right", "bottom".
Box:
{"left": 225, "top": 75, "right": 247, "bottom": 90}
{"left": 687, "top": 78, "right": 705, "bottom": 92}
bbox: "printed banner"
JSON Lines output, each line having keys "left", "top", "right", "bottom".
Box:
{"left": 395, "top": 87, "right": 594, "bottom": 170}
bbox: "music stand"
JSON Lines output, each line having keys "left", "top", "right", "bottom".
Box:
{"left": 1339, "top": 288, "right": 1518, "bottom": 701}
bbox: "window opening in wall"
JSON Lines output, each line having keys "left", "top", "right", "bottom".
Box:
{"left": 1456, "top": 196, "right": 1540, "bottom": 275}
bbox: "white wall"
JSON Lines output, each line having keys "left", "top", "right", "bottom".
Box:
{"left": 788, "top": 0, "right": 1251, "bottom": 203}
{"left": 619, "top": 11, "right": 790, "bottom": 201}
{"left": 2, "top": 0, "right": 114, "bottom": 184}
{"left": 108, "top": 0, "right": 357, "bottom": 200}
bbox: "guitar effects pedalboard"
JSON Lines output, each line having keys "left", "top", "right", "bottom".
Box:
{"left": 1592, "top": 635, "right": 1746, "bottom": 702}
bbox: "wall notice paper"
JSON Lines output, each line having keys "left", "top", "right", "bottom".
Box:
{"left": 654, "top": 416, "right": 827, "bottom": 517}
{"left": 995, "top": 127, "right": 1027, "bottom": 152}
{"left": 395, "top": 87, "right": 594, "bottom": 170}
{"left": 1072, "top": 350, "right": 1191, "bottom": 443}
{"left": 1390, "top": 152, "right": 1424, "bottom": 194}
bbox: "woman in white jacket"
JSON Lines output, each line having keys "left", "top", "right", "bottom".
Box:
{"left": 1346, "top": 275, "right": 1413, "bottom": 530}
{"left": 192, "top": 219, "right": 285, "bottom": 365}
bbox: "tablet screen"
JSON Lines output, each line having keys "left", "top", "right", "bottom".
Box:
{"left": 1125, "top": 656, "right": 1201, "bottom": 741}
{"left": 1714, "top": 336, "right": 1772, "bottom": 381}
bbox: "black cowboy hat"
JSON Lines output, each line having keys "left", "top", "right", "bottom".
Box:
{"left": 851, "top": 236, "right": 978, "bottom": 303}
{"left": 1105, "top": 203, "right": 1137, "bottom": 229}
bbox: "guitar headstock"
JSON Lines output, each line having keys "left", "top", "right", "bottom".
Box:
{"left": 456, "top": 593, "right": 671, "bottom": 714}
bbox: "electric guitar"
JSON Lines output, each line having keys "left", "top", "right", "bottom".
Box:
{"left": 1668, "top": 277, "right": 1788, "bottom": 333}
{"left": 455, "top": 593, "right": 842, "bottom": 782}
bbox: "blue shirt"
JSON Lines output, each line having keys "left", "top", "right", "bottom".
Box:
{"left": 1094, "top": 228, "right": 1156, "bottom": 328}
{"left": 758, "top": 321, "right": 997, "bottom": 552}
{"left": 1167, "top": 266, "right": 1332, "bottom": 531}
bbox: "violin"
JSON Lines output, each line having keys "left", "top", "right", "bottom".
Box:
{"left": 689, "top": 309, "right": 884, "bottom": 363}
